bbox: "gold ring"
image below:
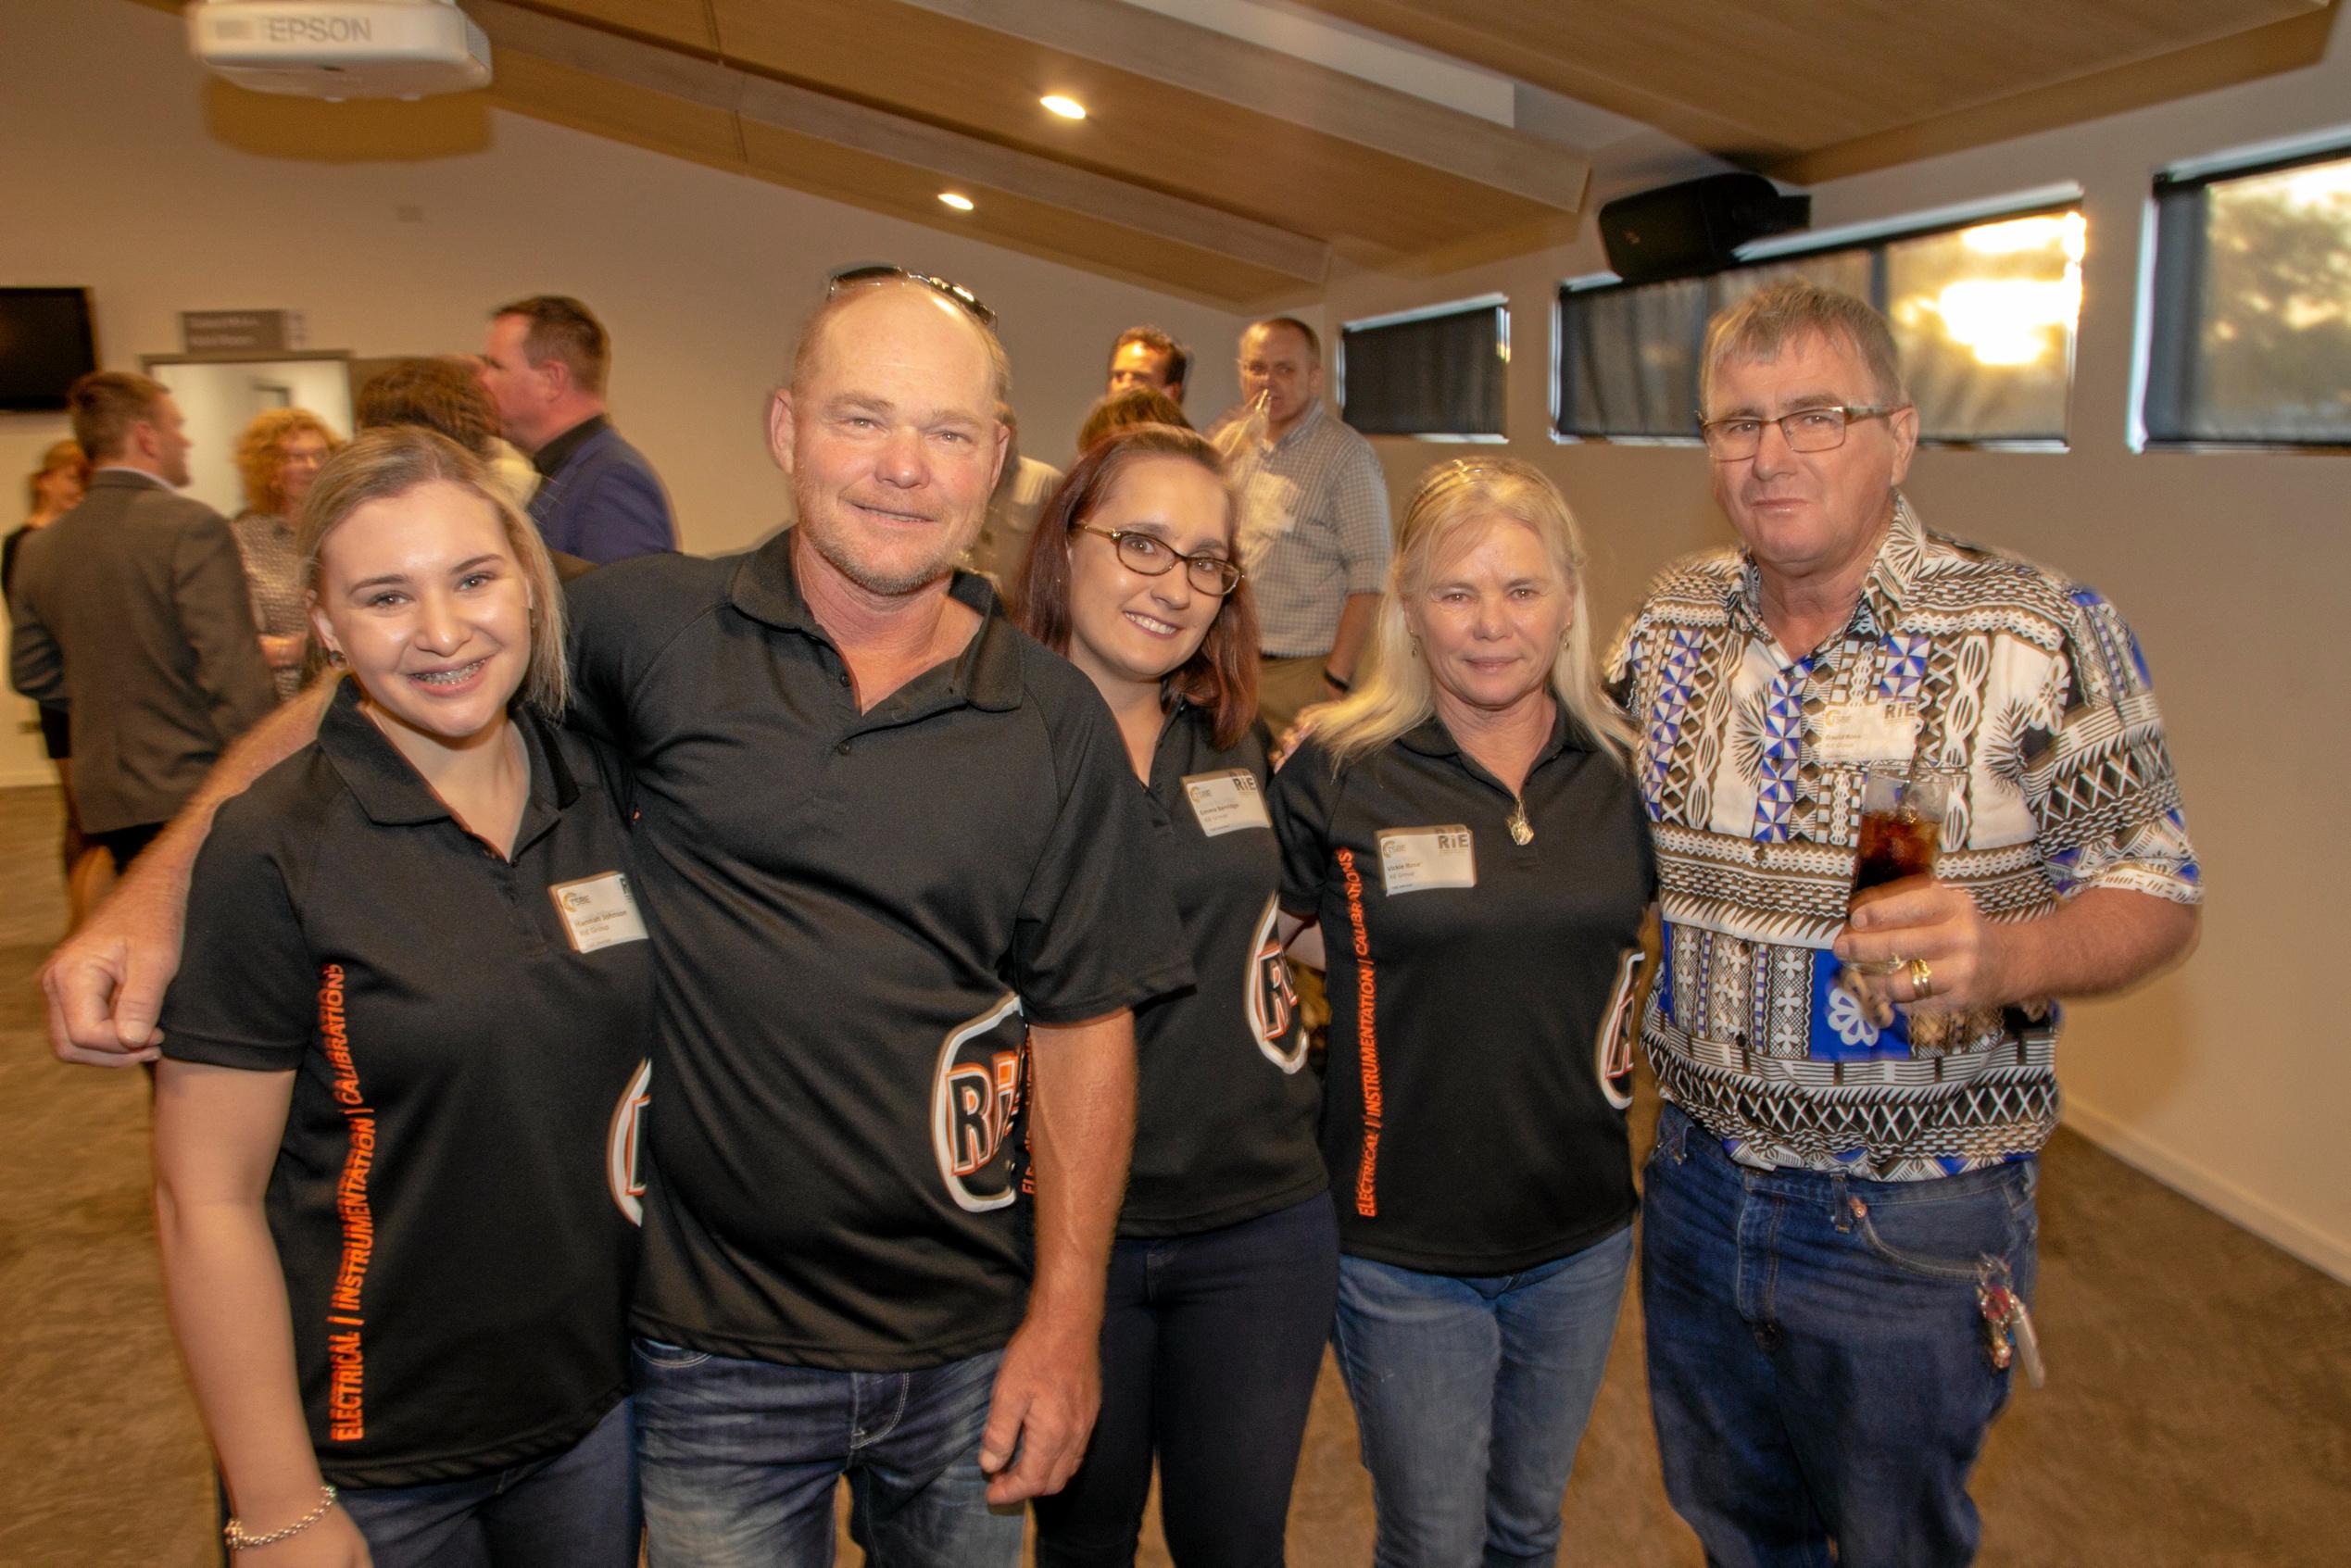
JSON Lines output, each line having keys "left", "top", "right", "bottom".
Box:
{"left": 1907, "top": 956, "right": 1934, "bottom": 998}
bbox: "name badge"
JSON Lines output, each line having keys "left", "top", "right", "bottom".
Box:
{"left": 549, "top": 872, "right": 649, "bottom": 953}
{"left": 1816, "top": 701, "right": 1920, "bottom": 766}
{"left": 1183, "top": 769, "right": 1272, "bottom": 836}
{"left": 1377, "top": 826, "right": 1476, "bottom": 896}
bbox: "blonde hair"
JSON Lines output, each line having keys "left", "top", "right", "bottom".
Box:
{"left": 295, "top": 427, "right": 568, "bottom": 715}
{"left": 1313, "top": 458, "right": 1631, "bottom": 768}
{"left": 236, "top": 408, "right": 342, "bottom": 515}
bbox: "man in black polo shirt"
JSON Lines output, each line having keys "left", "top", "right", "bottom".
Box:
{"left": 567, "top": 276, "right": 1187, "bottom": 1561}
{"left": 44, "top": 274, "right": 1189, "bottom": 1564}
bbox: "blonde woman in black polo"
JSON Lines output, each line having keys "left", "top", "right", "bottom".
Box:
{"left": 153, "top": 429, "right": 651, "bottom": 1566}
{"left": 1269, "top": 459, "right": 1653, "bottom": 1568}
{"left": 1011, "top": 424, "right": 1336, "bottom": 1567}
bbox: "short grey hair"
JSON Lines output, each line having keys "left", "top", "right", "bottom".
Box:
{"left": 1700, "top": 281, "right": 1907, "bottom": 412}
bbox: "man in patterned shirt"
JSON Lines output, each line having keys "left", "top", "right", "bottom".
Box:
{"left": 1226, "top": 317, "right": 1390, "bottom": 734}
{"left": 1610, "top": 282, "right": 2200, "bottom": 1568}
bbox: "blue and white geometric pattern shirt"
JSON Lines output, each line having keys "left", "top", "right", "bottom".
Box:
{"left": 1607, "top": 497, "right": 2201, "bottom": 1180}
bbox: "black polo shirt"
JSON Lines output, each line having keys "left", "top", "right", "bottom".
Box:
{"left": 1123, "top": 705, "right": 1326, "bottom": 1237}
{"left": 565, "top": 535, "right": 1189, "bottom": 1371}
{"left": 1270, "top": 706, "right": 1655, "bottom": 1275}
{"left": 161, "top": 680, "right": 651, "bottom": 1488}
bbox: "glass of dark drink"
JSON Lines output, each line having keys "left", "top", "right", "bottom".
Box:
{"left": 1847, "top": 765, "right": 1946, "bottom": 973}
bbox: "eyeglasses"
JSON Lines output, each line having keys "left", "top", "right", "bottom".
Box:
{"left": 1698, "top": 403, "right": 1908, "bottom": 461}
{"left": 1072, "top": 524, "right": 1244, "bottom": 596}
{"left": 826, "top": 265, "right": 997, "bottom": 329}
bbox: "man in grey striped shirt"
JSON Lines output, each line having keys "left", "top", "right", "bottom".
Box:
{"left": 1226, "top": 318, "right": 1392, "bottom": 734}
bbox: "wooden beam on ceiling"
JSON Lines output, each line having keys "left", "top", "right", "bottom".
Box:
{"left": 886, "top": 0, "right": 1590, "bottom": 214}
{"left": 469, "top": 1, "right": 1330, "bottom": 296}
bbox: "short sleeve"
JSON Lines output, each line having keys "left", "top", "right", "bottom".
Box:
{"left": 1009, "top": 681, "right": 1193, "bottom": 1024}
{"left": 2031, "top": 588, "right": 2201, "bottom": 906}
{"left": 161, "top": 799, "right": 317, "bottom": 1072}
{"left": 1269, "top": 737, "right": 1336, "bottom": 915}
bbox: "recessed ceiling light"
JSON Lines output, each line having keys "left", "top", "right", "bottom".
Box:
{"left": 1040, "top": 94, "right": 1087, "bottom": 120}
{"left": 938, "top": 192, "right": 974, "bottom": 211}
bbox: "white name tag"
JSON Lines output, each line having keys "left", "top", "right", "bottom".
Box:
{"left": 549, "top": 872, "right": 649, "bottom": 953}
{"left": 1816, "top": 701, "right": 1921, "bottom": 766}
{"left": 1377, "top": 826, "right": 1477, "bottom": 895}
{"left": 1183, "top": 769, "right": 1272, "bottom": 836}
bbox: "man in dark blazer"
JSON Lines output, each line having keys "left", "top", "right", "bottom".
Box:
{"left": 9, "top": 371, "right": 278, "bottom": 871}
{"left": 479, "top": 295, "right": 677, "bottom": 564}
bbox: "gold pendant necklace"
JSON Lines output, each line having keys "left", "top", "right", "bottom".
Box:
{"left": 1508, "top": 797, "right": 1533, "bottom": 846}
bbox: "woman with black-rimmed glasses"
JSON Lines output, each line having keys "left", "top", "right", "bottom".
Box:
{"left": 1011, "top": 424, "right": 1335, "bottom": 1568}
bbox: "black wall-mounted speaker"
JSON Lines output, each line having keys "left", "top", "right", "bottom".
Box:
{"left": 1598, "top": 173, "right": 1812, "bottom": 285}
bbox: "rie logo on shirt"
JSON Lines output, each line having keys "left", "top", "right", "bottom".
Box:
{"left": 606, "top": 1059, "right": 651, "bottom": 1225}
{"left": 931, "top": 995, "right": 1029, "bottom": 1213}
{"left": 1247, "top": 894, "right": 1307, "bottom": 1073}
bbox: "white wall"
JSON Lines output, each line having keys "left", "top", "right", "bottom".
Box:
{"left": 0, "top": 0, "right": 1251, "bottom": 782}
{"left": 1314, "top": 27, "right": 2351, "bottom": 1279}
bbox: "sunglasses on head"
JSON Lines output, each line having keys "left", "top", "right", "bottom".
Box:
{"left": 826, "top": 265, "right": 998, "bottom": 329}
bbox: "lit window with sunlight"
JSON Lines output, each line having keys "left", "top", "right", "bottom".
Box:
{"left": 2145, "top": 148, "right": 2351, "bottom": 445}
{"left": 1557, "top": 205, "right": 2084, "bottom": 446}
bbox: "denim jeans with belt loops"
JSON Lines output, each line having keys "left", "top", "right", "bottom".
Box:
{"left": 633, "top": 1339, "right": 1022, "bottom": 1568}
{"left": 1641, "top": 1101, "right": 2039, "bottom": 1568}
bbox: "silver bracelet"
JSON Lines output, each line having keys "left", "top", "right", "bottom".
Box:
{"left": 224, "top": 1485, "right": 338, "bottom": 1551}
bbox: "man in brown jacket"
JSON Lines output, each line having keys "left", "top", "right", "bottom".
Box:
{"left": 10, "top": 371, "right": 277, "bottom": 871}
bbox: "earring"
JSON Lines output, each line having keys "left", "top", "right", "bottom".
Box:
{"left": 324, "top": 647, "right": 346, "bottom": 668}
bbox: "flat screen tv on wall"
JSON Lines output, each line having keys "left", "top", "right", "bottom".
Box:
{"left": 0, "top": 289, "right": 99, "bottom": 413}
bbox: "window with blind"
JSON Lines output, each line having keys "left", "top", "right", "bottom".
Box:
{"left": 1556, "top": 205, "right": 2085, "bottom": 447}
{"left": 1339, "top": 296, "right": 1508, "bottom": 440}
{"left": 2144, "top": 146, "right": 2351, "bottom": 447}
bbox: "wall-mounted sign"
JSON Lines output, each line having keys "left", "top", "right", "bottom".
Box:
{"left": 180, "top": 309, "right": 308, "bottom": 356}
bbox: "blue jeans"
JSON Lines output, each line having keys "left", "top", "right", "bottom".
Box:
{"left": 633, "top": 1339, "right": 1022, "bottom": 1568}
{"left": 335, "top": 1395, "right": 638, "bottom": 1568}
{"left": 1641, "top": 1103, "right": 2039, "bottom": 1568}
{"left": 1034, "top": 1194, "right": 1339, "bottom": 1568}
{"left": 1330, "top": 1225, "right": 1634, "bottom": 1568}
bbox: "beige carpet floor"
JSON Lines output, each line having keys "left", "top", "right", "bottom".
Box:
{"left": 0, "top": 781, "right": 2343, "bottom": 1566}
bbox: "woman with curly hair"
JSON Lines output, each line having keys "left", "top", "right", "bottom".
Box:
{"left": 232, "top": 408, "right": 342, "bottom": 699}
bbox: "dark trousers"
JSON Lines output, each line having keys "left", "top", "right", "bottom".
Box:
{"left": 91, "top": 820, "right": 162, "bottom": 872}
{"left": 1035, "top": 1194, "right": 1340, "bottom": 1568}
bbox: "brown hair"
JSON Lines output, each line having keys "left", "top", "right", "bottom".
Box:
{"left": 356, "top": 358, "right": 499, "bottom": 457}
{"left": 492, "top": 295, "right": 610, "bottom": 395}
{"left": 1077, "top": 387, "right": 1190, "bottom": 454}
{"left": 235, "top": 408, "right": 342, "bottom": 515}
{"left": 26, "top": 438, "right": 89, "bottom": 514}
{"left": 66, "top": 370, "right": 169, "bottom": 463}
{"left": 1109, "top": 326, "right": 1191, "bottom": 390}
{"left": 295, "top": 427, "right": 569, "bottom": 714}
{"left": 1701, "top": 280, "right": 1907, "bottom": 412}
{"left": 1011, "top": 424, "right": 1258, "bottom": 750}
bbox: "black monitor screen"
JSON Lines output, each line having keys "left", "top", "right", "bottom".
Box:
{"left": 0, "top": 289, "right": 98, "bottom": 413}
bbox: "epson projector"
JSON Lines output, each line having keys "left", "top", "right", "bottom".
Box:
{"left": 189, "top": 0, "right": 491, "bottom": 100}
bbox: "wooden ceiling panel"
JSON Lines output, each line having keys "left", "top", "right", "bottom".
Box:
{"left": 487, "top": 48, "right": 742, "bottom": 168}
{"left": 1291, "top": 0, "right": 2330, "bottom": 167}
{"left": 521, "top": 0, "right": 719, "bottom": 52}
{"left": 698, "top": 0, "right": 1569, "bottom": 255}
{"left": 733, "top": 120, "right": 1311, "bottom": 307}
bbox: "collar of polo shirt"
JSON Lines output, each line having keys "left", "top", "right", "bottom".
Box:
{"left": 1396, "top": 698, "right": 1590, "bottom": 762}
{"left": 319, "top": 678, "right": 579, "bottom": 834}
{"left": 725, "top": 531, "right": 1028, "bottom": 713}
